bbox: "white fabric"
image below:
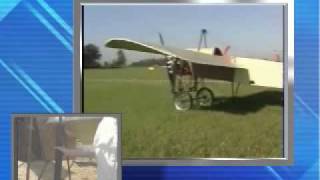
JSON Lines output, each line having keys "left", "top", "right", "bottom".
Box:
{"left": 93, "top": 117, "right": 119, "bottom": 180}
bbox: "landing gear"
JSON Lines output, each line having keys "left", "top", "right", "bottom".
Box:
{"left": 173, "top": 87, "right": 215, "bottom": 111}
{"left": 196, "top": 87, "right": 214, "bottom": 108}
{"left": 174, "top": 92, "right": 193, "bottom": 111}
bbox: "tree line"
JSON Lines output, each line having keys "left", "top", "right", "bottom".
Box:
{"left": 83, "top": 44, "right": 127, "bottom": 68}
{"left": 83, "top": 43, "right": 166, "bottom": 69}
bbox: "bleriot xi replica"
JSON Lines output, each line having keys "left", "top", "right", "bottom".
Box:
{"left": 105, "top": 29, "right": 283, "bottom": 111}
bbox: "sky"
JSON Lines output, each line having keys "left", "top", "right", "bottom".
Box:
{"left": 84, "top": 4, "right": 284, "bottom": 63}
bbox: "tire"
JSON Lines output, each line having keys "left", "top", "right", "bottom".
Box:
{"left": 174, "top": 92, "right": 193, "bottom": 111}
{"left": 196, "top": 87, "right": 214, "bottom": 108}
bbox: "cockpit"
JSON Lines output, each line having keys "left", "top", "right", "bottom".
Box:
{"left": 213, "top": 47, "right": 223, "bottom": 56}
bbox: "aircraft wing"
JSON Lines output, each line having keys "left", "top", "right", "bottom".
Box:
{"left": 105, "top": 38, "right": 258, "bottom": 85}
{"left": 105, "top": 38, "right": 283, "bottom": 89}
{"left": 105, "top": 38, "right": 237, "bottom": 68}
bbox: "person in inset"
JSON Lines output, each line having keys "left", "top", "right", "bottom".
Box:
{"left": 93, "top": 117, "right": 119, "bottom": 180}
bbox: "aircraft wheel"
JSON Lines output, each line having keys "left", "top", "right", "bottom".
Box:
{"left": 196, "top": 87, "right": 214, "bottom": 108}
{"left": 174, "top": 92, "right": 193, "bottom": 111}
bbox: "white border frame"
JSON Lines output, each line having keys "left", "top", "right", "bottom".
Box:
{"left": 74, "top": 0, "right": 294, "bottom": 166}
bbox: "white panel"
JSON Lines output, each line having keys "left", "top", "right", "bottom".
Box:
{"left": 234, "top": 57, "right": 283, "bottom": 88}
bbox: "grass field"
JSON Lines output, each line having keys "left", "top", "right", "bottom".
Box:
{"left": 83, "top": 67, "right": 283, "bottom": 159}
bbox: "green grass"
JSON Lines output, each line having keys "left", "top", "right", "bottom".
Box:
{"left": 83, "top": 67, "right": 283, "bottom": 158}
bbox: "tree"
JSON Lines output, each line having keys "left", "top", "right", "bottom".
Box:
{"left": 111, "top": 50, "right": 127, "bottom": 68}
{"left": 83, "top": 44, "right": 101, "bottom": 68}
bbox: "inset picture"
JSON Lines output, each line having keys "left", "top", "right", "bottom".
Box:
{"left": 12, "top": 114, "right": 121, "bottom": 180}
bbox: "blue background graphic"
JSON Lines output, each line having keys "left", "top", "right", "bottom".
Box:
{"left": 0, "top": 0, "right": 318, "bottom": 179}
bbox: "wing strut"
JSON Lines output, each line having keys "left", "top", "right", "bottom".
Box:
{"left": 231, "top": 82, "right": 241, "bottom": 97}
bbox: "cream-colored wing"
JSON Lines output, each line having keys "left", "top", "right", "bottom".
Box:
{"left": 105, "top": 38, "right": 236, "bottom": 68}
{"left": 234, "top": 57, "right": 283, "bottom": 88}
{"left": 106, "top": 38, "right": 252, "bottom": 83}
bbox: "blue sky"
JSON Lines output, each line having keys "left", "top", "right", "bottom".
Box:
{"left": 84, "top": 4, "right": 283, "bottom": 63}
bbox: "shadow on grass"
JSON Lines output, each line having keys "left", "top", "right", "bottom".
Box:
{"left": 200, "top": 90, "right": 283, "bottom": 115}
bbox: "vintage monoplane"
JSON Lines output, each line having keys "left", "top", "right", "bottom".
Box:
{"left": 105, "top": 30, "right": 283, "bottom": 111}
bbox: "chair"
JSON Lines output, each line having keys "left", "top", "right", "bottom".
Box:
{"left": 54, "top": 145, "right": 96, "bottom": 180}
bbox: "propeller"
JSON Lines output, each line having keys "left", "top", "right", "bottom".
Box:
{"left": 158, "top": 32, "right": 165, "bottom": 46}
